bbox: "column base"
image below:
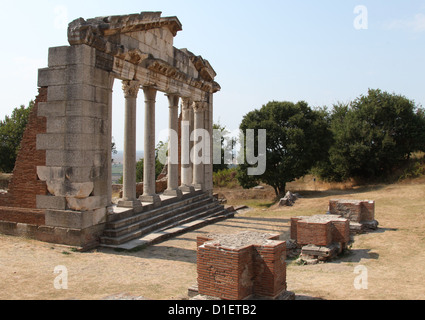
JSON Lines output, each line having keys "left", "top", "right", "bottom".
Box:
{"left": 179, "top": 185, "right": 196, "bottom": 193}
{"left": 139, "top": 194, "right": 162, "bottom": 207}
{"left": 163, "top": 188, "right": 183, "bottom": 199}
{"left": 117, "top": 200, "right": 142, "bottom": 208}
{"left": 193, "top": 184, "right": 203, "bottom": 191}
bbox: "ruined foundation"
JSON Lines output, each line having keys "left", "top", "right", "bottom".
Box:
{"left": 291, "top": 215, "right": 350, "bottom": 264}
{"left": 189, "top": 231, "right": 295, "bottom": 300}
{"left": 289, "top": 199, "right": 378, "bottom": 264}
{"left": 329, "top": 199, "right": 379, "bottom": 234}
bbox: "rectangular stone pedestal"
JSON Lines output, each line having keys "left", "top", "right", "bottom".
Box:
{"left": 196, "top": 231, "right": 289, "bottom": 300}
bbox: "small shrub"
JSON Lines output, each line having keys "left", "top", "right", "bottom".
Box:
{"left": 398, "top": 161, "right": 425, "bottom": 181}
{"left": 213, "top": 168, "right": 239, "bottom": 188}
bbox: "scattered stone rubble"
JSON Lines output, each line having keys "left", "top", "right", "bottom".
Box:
{"left": 213, "top": 193, "right": 227, "bottom": 205}
{"left": 279, "top": 191, "right": 301, "bottom": 207}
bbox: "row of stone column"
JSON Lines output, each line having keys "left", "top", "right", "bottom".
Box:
{"left": 119, "top": 80, "right": 207, "bottom": 208}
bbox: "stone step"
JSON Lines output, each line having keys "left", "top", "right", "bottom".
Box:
{"left": 99, "top": 192, "right": 231, "bottom": 247}
{"left": 103, "top": 199, "right": 218, "bottom": 238}
{"left": 100, "top": 202, "right": 224, "bottom": 245}
{"left": 160, "top": 205, "right": 226, "bottom": 232}
{"left": 106, "top": 190, "right": 205, "bottom": 224}
{"left": 106, "top": 194, "right": 211, "bottom": 229}
{"left": 100, "top": 210, "right": 235, "bottom": 251}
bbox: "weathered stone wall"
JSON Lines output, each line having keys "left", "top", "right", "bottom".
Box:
{"left": 35, "top": 45, "right": 113, "bottom": 239}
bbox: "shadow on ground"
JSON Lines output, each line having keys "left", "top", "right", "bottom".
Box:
{"left": 334, "top": 248, "right": 380, "bottom": 263}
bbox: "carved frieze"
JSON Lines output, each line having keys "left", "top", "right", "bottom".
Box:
{"left": 67, "top": 12, "right": 220, "bottom": 95}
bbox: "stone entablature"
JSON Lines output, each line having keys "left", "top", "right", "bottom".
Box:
{"left": 65, "top": 12, "right": 220, "bottom": 100}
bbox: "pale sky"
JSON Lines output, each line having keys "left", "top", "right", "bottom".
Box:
{"left": 1, "top": 0, "right": 424, "bottom": 151}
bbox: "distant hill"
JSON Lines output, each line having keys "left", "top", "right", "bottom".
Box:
{"left": 112, "top": 151, "right": 144, "bottom": 164}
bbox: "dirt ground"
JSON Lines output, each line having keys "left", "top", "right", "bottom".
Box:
{"left": 1, "top": 180, "right": 425, "bottom": 300}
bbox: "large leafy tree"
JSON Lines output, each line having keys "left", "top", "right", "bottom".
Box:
{"left": 316, "top": 89, "right": 425, "bottom": 181}
{"left": 0, "top": 101, "right": 34, "bottom": 173}
{"left": 237, "top": 101, "right": 331, "bottom": 196}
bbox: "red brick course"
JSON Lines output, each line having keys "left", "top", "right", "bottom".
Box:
{"left": 0, "top": 207, "right": 45, "bottom": 225}
{"left": 197, "top": 232, "right": 287, "bottom": 300}
{"left": 296, "top": 220, "right": 332, "bottom": 246}
{"left": 0, "top": 88, "right": 48, "bottom": 222}
{"left": 329, "top": 199, "right": 375, "bottom": 223}
{"left": 291, "top": 215, "right": 350, "bottom": 247}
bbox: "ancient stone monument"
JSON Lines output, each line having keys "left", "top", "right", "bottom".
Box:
{"left": 0, "top": 12, "right": 229, "bottom": 249}
{"left": 190, "top": 231, "right": 295, "bottom": 300}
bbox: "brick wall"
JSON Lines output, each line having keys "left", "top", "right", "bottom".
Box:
{"left": 329, "top": 200, "right": 375, "bottom": 223}
{"left": 254, "top": 243, "right": 287, "bottom": 298}
{"left": 297, "top": 221, "right": 332, "bottom": 246}
{"left": 197, "top": 232, "right": 287, "bottom": 300}
{"left": 0, "top": 207, "right": 45, "bottom": 225}
{"left": 361, "top": 201, "right": 375, "bottom": 221}
{"left": 292, "top": 215, "right": 350, "bottom": 247}
{"left": 0, "top": 87, "right": 48, "bottom": 214}
{"left": 331, "top": 219, "right": 350, "bottom": 244}
{"left": 290, "top": 217, "right": 305, "bottom": 241}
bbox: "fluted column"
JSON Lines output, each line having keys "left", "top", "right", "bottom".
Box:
{"left": 119, "top": 80, "right": 141, "bottom": 208}
{"left": 192, "top": 102, "right": 206, "bottom": 190}
{"left": 163, "top": 94, "right": 183, "bottom": 198}
{"left": 139, "top": 86, "right": 161, "bottom": 206}
{"left": 179, "top": 98, "right": 195, "bottom": 193}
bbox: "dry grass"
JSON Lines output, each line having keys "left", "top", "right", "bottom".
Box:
{"left": 1, "top": 179, "right": 425, "bottom": 300}
{"left": 0, "top": 173, "right": 11, "bottom": 190}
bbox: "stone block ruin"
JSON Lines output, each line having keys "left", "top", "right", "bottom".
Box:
{"left": 0, "top": 12, "right": 234, "bottom": 250}
{"left": 289, "top": 199, "right": 379, "bottom": 264}
{"left": 329, "top": 199, "right": 379, "bottom": 234}
{"left": 189, "top": 231, "right": 295, "bottom": 300}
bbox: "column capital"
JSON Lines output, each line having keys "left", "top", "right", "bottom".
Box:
{"left": 122, "top": 80, "right": 140, "bottom": 98}
{"left": 181, "top": 97, "right": 193, "bottom": 110}
{"left": 192, "top": 101, "right": 207, "bottom": 113}
{"left": 166, "top": 94, "right": 180, "bottom": 109}
{"left": 143, "top": 86, "right": 157, "bottom": 102}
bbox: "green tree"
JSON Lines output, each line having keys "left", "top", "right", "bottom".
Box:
{"left": 237, "top": 101, "right": 331, "bottom": 196}
{"left": 135, "top": 142, "right": 165, "bottom": 182}
{"left": 316, "top": 89, "right": 425, "bottom": 181}
{"left": 213, "top": 122, "right": 230, "bottom": 173}
{"left": 0, "top": 101, "right": 34, "bottom": 173}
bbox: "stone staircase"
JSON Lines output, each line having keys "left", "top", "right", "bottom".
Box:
{"left": 100, "top": 191, "right": 234, "bottom": 250}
